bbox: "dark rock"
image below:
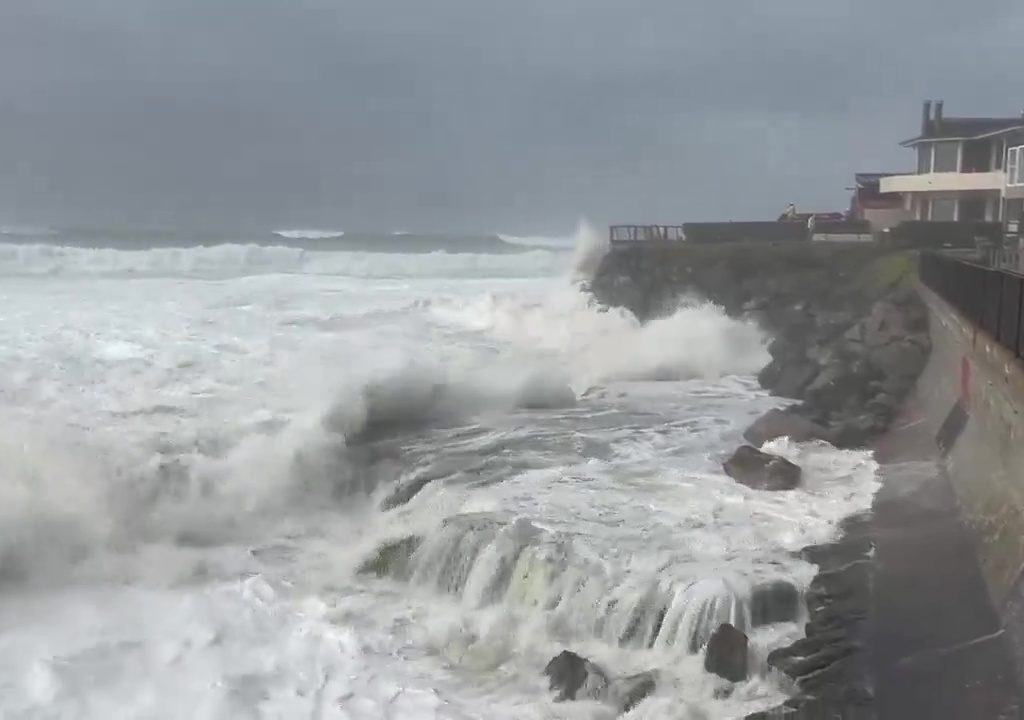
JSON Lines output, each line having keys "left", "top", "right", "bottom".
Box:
{"left": 751, "top": 579, "right": 802, "bottom": 627}
{"left": 803, "top": 363, "right": 876, "bottom": 414}
{"left": 704, "top": 623, "right": 749, "bottom": 682}
{"left": 757, "top": 357, "right": 785, "bottom": 389}
{"left": 543, "top": 650, "right": 609, "bottom": 702}
{"left": 867, "top": 340, "right": 927, "bottom": 380}
{"left": 776, "top": 641, "right": 860, "bottom": 684}
{"left": 723, "top": 446, "right": 802, "bottom": 491}
{"left": 744, "top": 409, "right": 833, "bottom": 447}
{"left": 356, "top": 536, "right": 422, "bottom": 578}
{"left": 829, "top": 413, "right": 887, "bottom": 449}
{"left": 609, "top": 671, "right": 657, "bottom": 713}
{"left": 771, "top": 361, "right": 820, "bottom": 399}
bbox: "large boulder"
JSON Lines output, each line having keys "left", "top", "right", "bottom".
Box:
{"left": 867, "top": 340, "right": 928, "bottom": 381}
{"left": 744, "top": 408, "right": 833, "bottom": 446}
{"left": 544, "top": 650, "right": 609, "bottom": 702}
{"left": 723, "top": 446, "right": 802, "bottom": 491}
{"left": 829, "top": 412, "right": 889, "bottom": 449}
{"left": 802, "top": 361, "right": 875, "bottom": 414}
{"left": 704, "top": 623, "right": 749, "bottom": 682}
{"left": 769, "top": 361, "right": 820, "bottom": 399}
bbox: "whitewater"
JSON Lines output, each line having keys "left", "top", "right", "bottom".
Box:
{"left": 0, "top": 226, "right": 879, "bottom": 719}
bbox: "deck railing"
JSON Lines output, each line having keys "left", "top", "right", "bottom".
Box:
{"left": 609, "top": 225, "right": 686, "bottom": 244}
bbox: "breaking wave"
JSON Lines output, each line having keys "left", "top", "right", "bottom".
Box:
{"left": 0, "top": 360, "right": 582, "bottom": 583}
{"left": 430, "top": 289, "right": 768, "bottom": 385}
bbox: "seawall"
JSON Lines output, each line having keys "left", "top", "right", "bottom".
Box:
{"left": 867, "top": 282, "right": 1023, "bottom": 718}
{"left": 588, "top": 242, "right": 1024, "bottom": 717}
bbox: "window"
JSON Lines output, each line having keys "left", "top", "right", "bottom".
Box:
{"left": 958, "top": 196, "right": 987, "bottom": 221}
{"left": 1006, "top": 199, "right": 1024, "bottom": 222}
{"left": 917, "top": 145, "right": 932, "bottom": 174}
{"left": 1008, "top": 146, "right": 1024, "bottom": 187}
{"left": 932, "top": 141, "right": 959, "bottom": 172}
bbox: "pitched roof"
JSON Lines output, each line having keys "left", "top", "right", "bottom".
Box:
{"left": 901, "top": 118, "right": 1024, "bottom": 146}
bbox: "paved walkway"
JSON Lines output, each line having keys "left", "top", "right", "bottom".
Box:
{"left": 872, "top": 414, "right": 1021, "bottom": 719}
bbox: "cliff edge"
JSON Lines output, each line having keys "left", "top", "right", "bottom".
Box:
{"left": 587, "top": 242, "right": 930, "bottom": 450}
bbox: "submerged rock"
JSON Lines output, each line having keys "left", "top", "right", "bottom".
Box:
{"left": 609, "top": 671, "right": 658, "bottom": 713}
{"left": 704, "top": 623, "right": 749, "bottom": 682}
{"left": 723, "top": 446, "right": 801, "bottom": 491}
{"left": 515, "top": 376, "right": 578, "bottom": 410}
{"left": 750, "top": 579, "right": 802, "bottom": 627}
{"left": 544, "top": 651, "right": 657, "bottom": 714}
{"left": 356, "top": 536, "right": 422, "bottom": 578}
{"left": 380, "top": 474, "right": 437, "bottom": 510}
{"left": 544, "top": 650, "right": 609, "bottom": 702}
{"left": 744, "top": 408, "right": 833, "bottom": 446}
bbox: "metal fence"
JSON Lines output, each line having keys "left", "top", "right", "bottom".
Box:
{"left": 920, "top": 252, "right": 1024, "bottom": 359}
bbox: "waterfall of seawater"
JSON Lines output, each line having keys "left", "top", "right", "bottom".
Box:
{"left": 363, "top": 513, "right": 804, "bottom": 663}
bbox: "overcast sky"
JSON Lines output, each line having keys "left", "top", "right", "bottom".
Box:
{"left": 1, "top": 0, "right": 1022, "bottom": 233}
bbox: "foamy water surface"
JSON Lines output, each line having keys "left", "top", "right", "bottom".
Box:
{"left": 0, "top": 227, "right": 879, "bottom": 719}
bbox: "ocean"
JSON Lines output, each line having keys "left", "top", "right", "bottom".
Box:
{"left": 0, "top": 224, "right": 879, "bottom": 719}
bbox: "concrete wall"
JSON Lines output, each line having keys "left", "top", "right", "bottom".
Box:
{"left": 915, "top": 286, "right": 1024, "bottom": 673}
{"left": 882, "top": 171, "right": 1007, "bottom": 194}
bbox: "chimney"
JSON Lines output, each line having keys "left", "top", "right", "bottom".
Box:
{"left": 922, "top": 100, "right": 932, "bottom": 133}
{"left": 935, "top": 100, "right": 944, "bottom": 129}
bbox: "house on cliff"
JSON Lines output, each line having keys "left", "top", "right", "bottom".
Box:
{"left": 880, "top": 101, "right": 1024, "bottom": 230}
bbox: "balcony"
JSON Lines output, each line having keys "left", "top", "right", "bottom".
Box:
{"left": 880, "top": 171, "right": 1006, "bottom": 194}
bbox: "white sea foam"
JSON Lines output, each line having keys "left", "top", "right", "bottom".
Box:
{"left": 0, "top": 421, "right": 114, "bottom": 584}
{"left": 429, "top": 288, "right": 768, "bottom": 387}
{"left": 0, "top": 223, "right": 880, "bottom": 719}
{"left": 272, "top": 228, "right": 345, "bottom": 239}
{"left": 0, "top": 577, "right": 458, "bottom": 719}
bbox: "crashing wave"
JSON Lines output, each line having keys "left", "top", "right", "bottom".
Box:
{"left": 430, "top": 289, "right": 769, "bottom": 385}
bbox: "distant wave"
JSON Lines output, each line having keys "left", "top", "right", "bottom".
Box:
{"left": 0, "top": 243, "right": 566, "bottom": 279}
{"left": 0, "top": 227, "right": 529, "bottom": 254}
{"left": 272, "top": 229, "right": 345, "bottom": 240}
{"left": 0, "top": 225, "right": 58, "bottom": 237}
{"left": 499, "top": 233, "right": 577, "bottom": 249}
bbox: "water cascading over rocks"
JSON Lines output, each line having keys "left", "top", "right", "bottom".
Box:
{"left": 358, "top": 514, "right": 804, "bottom": 655}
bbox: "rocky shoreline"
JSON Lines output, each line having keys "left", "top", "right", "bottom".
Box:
{"left": 588, "top": 242, "right": 929, "bottom": 452}
{"left": 587, "top": 242, "right": 930, "bottom": 718}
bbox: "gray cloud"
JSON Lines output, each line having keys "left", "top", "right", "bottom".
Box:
{"left": 1, "top": 0, "right": 1022, "bottom": 233}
